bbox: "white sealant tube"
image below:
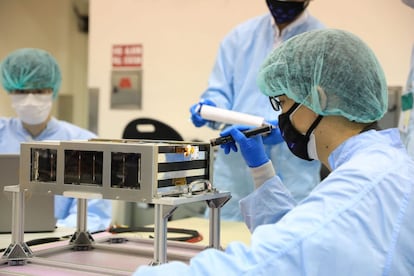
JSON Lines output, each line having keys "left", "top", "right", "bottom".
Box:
{"left": 199, "top": 105, "right": 265, "bottom": 127}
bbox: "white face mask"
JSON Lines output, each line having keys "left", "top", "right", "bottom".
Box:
{"left": 11, "top": 94, "right": 53, "bottom": 125}
{"left": 307, "top": 132, "right": 319, "bottom": 160}
{"left": 403, "top": 0, "right": 414, "bottom": 8}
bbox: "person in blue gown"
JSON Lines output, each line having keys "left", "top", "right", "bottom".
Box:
{"left": 190, "top": 0, "right": 325, "bottom": 221}
{"left": 400, "top": 0, "right": 414, "bottom": 158}
{"left": 134, "top": 29, "right": 414, "bottom": 276}
{"left": 0, "top": 48, "right": 112, "bottom": 232}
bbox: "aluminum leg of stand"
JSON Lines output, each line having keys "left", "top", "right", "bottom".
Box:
{"left": 2, "top": 186, "right": 32, "bottom": 264}
{"left": 208, "top": 207, "right": 221, "bottom": 249}
{"left": 69, "top": 198, "right": 94, "bottom": 250}
{"left": 77, "top": 198, "right": 88, "bottom": 233}
{"left": 11, "top": 188, "right": 24, "bottom": 245}
{"left": 206, "top": 194, "right": 231, "bottom": 250}
{"left": 152, "top": 204, "right": 176, "bottom": 265}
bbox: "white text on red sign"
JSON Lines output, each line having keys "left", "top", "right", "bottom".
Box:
{"left": 112, "top": 44, "right": 143, "bottom": 68}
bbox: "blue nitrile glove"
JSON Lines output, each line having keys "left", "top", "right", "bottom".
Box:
{"left": 219, "top": 125, "right": 269, "bottom": 168}
{"left": 262, "top": 119, "right": 284, "bottom": 145}
{"left": 189, "top": 99, "right": 216, "bottom": 127}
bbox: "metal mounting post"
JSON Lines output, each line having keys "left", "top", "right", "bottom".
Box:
{"left": 206, "top": 195, "right": 231, "bottom": 250}
{"left": 69, "top": 198, "right": 94, "bottom": 251}
{"left": 2, "top": 185, "right": 33, "bottom": 265}
{"left": 150, "top": 204, "right": 177, "bottom": 265}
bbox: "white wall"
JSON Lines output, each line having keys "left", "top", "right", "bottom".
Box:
{"left": 89, "top": 0, "right": 414, "bottom": 142}
{"left": 310, "top": 1, "right": 414, "bottom": 86}
{"left": 89, "top": 0, "right": 269, "bottom": 141}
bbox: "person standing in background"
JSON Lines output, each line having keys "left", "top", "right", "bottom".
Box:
{"left": 400, "top": 0, "right": 414, "bottom": 159}
{"left": 189, "top": 0, "right": 325, "bottom": 221}
{"left": 0, "top": 48, "right": 112, "bottom": 232}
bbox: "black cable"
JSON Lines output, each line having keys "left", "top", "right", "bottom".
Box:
{"left": 0, "top": 237, "right": 66, "bottom": 253}
{"left": 108, "top": 226, "right": 202, "bottom": 242}
{"left": 0, "top": 229, "right": 107, "bottom": 252}
{"left": 20, "top": 226, "right": 201, "bottom": 245}
{"left": 0, "top": 227, "right": 202, "bottom": 253}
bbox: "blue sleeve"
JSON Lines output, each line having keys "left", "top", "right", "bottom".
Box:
{"left": 200, "top": 30, "right": 238, "bottom": 130}
{"left": 240, "top": 175, "right": 297, "bottom": 232}
{"left": 54, "top": 195, "right": 74, "bottom": 220}
{"left": 133, "top": 244, "right": 255, "bottom": 276}
{"left": 201, "top": 31, "right": 237, "bottom": 109}
{"left": 85, "top": 199, "right": 112, "bottom": 231}
{"left": 56, "top": 198, "right": 112, "bottom": 232}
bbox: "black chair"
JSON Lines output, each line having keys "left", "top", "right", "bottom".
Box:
{"left": 122, "top": 118, "right": 183, "bottom": 141}
{"left": 119, "top": 118, "right": 207, "bottom": 226}
{"left": 118, "top": 118, "right": 188, "bottom": 227}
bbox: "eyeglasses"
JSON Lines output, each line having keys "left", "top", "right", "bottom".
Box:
{"left": 11, "top": 89, "right": 53, "bottom": 95}
{"left": 269, "top": 96, "right": 282, "bottom": 111}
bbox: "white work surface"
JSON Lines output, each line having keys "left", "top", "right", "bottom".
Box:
{"left": 0, "top": 217, "right": 251, "bottom": 275}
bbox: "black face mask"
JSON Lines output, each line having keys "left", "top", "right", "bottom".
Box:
{"left": 266, "top": 0, "right": 308, "bottom": 25}
{"left": 278, "top": 103, "right": 323, "bottom": 161}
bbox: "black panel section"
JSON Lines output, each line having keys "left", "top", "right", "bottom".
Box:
{"left": 158, "top": 160, "right": 207, "bottom": 172}
{"left": 64, "top": 150, "right": 103, "bottom": 185}
{"left": 111, "top": 152, "right": 141, "bottom": 189}
{"left": 158, "top": 145, "right": 209, "bottom": 153}
{"left": 157, "top": 175, "right": 209, "bottom": 188}
{"left": 30, "top": 148, "right": 57, "bottom": 182}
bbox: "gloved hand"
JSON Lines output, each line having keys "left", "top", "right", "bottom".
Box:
{"left": 262, "top": 119, "right": 284, "bottom": 145}
{"left": 219, "top": 125, "right": 269, "bottom": 168}
{"left": 189, "top": 99, "right": 216, "bottom": 127}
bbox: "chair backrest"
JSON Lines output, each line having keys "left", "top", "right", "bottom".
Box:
{"left": 122, "top": 118, "right": 183, "bottom": 141}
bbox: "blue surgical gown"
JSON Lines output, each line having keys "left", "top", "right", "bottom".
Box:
{"left": 133, "top": 128, "right": 414, "bottom": 275}
{"left": 201, "top": 12, "right": 325, "bottom": 220}
{"left": 0, "top": 117, "right": 112, "bottom": 232}
{"left": 401, "top": 42, "right": 414, "bottom": 158}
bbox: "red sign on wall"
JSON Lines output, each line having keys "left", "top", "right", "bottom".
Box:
{"left": 112, "top": 44, "right": 143, "bottom": 68}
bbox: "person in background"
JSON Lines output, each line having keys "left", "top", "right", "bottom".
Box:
{"left": 134, "top": 28, "right": 414, "bottom": 275}
{"left": 0, "top": 48, "right": 112, "bottom": 232}
{"left": 400, "top": 0, "right": 414, "bottom": 158}
{"left": 189, "top": 0, "right": 325, "bottom": 221}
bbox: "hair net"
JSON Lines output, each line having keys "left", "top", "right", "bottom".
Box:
{"left": 257, "top": 29, "right": 388, "bottom": 123}
{"left": 0, "top": 48, "right": 62, "bottom": 98}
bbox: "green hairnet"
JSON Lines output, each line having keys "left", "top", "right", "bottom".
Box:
{"left": 257, "top": 29, "right": 388, "bottom": 123}
{"left": 0, "top": 48, "right": 62, "bottom": 98}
